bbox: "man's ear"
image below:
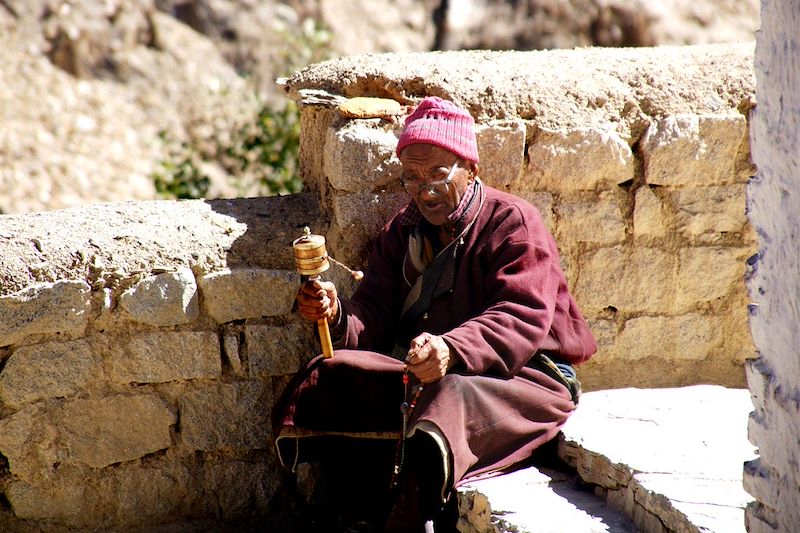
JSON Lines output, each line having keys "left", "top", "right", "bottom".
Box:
{"left": 470, "top": 162, "right": 479, "bottom": 178}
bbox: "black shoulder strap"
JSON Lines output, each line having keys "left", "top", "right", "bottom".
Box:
{"left": 398, "top": 241, "right": 457, "bottom": 336}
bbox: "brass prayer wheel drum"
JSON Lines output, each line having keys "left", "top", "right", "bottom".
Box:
{"left": 293, "top": 227, "right": 364, "bottom": 282}
{"left": 292, "top": 231, "right": 330, "bottom": 277}
{"left": 292, "top": 227, "right": 335, "bottom": 359}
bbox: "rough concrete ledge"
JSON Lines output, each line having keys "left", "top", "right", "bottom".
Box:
{"left": 458, "top": 385, "right": 756, "bottom": 533}
{"left": 283, "top": 43, "right": 755, "bottom": 139}
{"left": 0, "top": 194, "right": 324, "bottom": 297}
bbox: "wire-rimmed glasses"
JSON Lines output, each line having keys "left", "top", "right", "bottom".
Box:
{"left": 400, "top": 161, "right": 459, "bottom": 198}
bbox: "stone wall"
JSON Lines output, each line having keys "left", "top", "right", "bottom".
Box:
{"left": 743, "top": 0, "right": 800, "bottom": 531}
{"left": 0, "top": 43, "right": 757, "bottom": 529}
{"left": 285, "top": 43, "right": 757, "bottom": 390}
{"left": 0, "top": 196, "right": 329, "bottom": 531}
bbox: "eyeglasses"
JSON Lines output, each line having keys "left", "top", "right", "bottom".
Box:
{"left": 400, "top": 161, "right": 459, "bottom": 198}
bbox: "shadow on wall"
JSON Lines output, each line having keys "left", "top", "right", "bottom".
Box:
{"left": 204, "top": 193, "right": 327, "bottom": 271}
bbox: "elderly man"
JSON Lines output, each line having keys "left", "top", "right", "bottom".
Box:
{"left": 274, "top": 96, "right": 596, "bottom": 532}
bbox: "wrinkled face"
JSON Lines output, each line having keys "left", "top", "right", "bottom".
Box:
{"left": 398, "top": 144, "right": 476, "bottom": 226}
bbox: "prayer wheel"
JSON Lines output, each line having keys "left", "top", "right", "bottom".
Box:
{"left": 292, "top": 227, "right": 335, "bottom": 358}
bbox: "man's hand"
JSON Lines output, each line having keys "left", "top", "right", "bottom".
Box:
{"left": 406, "top": 332, "right": 455, "bottom": 384}
{"left": 296, "top": 279, "right": 339, "bottom": 324}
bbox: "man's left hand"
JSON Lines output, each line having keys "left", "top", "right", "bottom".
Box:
{"left": 406, "top": 333, "right": 456, "bottom": 384}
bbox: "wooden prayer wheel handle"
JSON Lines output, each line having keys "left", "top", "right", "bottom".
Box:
{"left": 308, "top": 274, "right": 334, "bottom": 360}
{"left": 293, "top": 228, "right": 335, "bottom": 359}
{"left": 317, "top": 317, "right": 334, "bottom": 359}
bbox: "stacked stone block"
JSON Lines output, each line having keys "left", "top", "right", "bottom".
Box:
{"left": 0, "top": 266, "right": 312, "bottom": 528}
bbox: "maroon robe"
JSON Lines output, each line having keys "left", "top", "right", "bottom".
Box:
{"left": 274, "top": 184, "right": 596, "bottom": 491}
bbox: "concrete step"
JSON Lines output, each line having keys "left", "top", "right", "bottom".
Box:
{"left": 458, "top": 465, "right": 637, "bottom": 532}
{"left": 457, "top": 385, "right": 757, "bottom": 533}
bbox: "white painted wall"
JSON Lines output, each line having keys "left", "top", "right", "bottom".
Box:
{"left": 744, "top": 0, "right": 800, "bottom": 531}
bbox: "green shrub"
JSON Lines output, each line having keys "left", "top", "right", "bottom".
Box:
{"left": 226, "top": 100, "right": 302, "bottom": 196}
{"left": 153, "top": 15, "right": 330, "bottom": 200}
{"left": 152, "top": 152, "right": 211, "bottom": 200}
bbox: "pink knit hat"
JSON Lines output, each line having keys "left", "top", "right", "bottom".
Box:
{"left": 396, "top": 96, "right": 479, "bottom": 163}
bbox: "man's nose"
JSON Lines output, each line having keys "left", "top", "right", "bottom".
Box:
{"left": 417, "top": 186, "right": 439, "bottom": 199}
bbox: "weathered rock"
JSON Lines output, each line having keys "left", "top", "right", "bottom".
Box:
{"left": 0, "top": 37, "right": 161, "bottom": 215}
{"left": 0, "top": 195, "right": 314, "bottom": 300}
{"left": 283, "top": 44, "right": 755, "bottom": 138}
{"left": 517, "top": 191, "right": 556, "bottom": 232}
{"left": 245, "top": 321, "right": 318, "bottom": 377}
{"left": 525, "top": 126, "right": 635, "bottom": 192}
{"left": 674, "top": 246, "right": 750, "bottom": 310}
{"left": 475, "top": 121, "right": 526, "bottom": 190}
{"left": 195, "top": 459, "right": 279, "bottom": 518}
{"left": 643, "top": 114, "right": 751, "bottom": 187}
{"left": 155, "top": 0, "right": 318, "bottom": 94}
{"left": 318, "top": 0, "right": 434, "bottom": 55}
{"left": 0, "top": 199, "right": 256, "bottom": 296}
{"left": 612, "top": 314, "right": 723, "bottom": 361}
{"left": 107, "top": 332, "right": 221, "bottom": 385}
{"left": 633, "top": 185, "right": 668, "bottom": 241}
{"left": 198, "top": 268, "right": 298, "bottom": 324}
{"left": 555, "top": 191, "right": 627, "bottom": 245}
{"left": 324, "top": 120, "right": 401, "bottom": 193}
{"left": 0, "top": 405, "right": 59, "bottom": 484}
{"left": 0, "top": 2, "right": 257, "bottom": 215}
{"left": 0, "top": 338, "right": 101, "bottom": 409}
{"left": 0, "top": 393, "right": 175, "bottom": 484}
{"left": 0, "top": 0, "right": 759, "bottom": 217}
{"left": 573, "top": 246, "right": 677, "bottom": 315}
{"left": 719, "top": 305, "right": 754, "bottom": 364}
{"left": 670, "top": 185, "right": 752, "bottom": 244}
{"left": 119, "top": 268, "right": 199, "bottom": 326}
{"left": 154, "top": 0, "right": 760, "bottom": 81}
{"left": 330, "top": 189, "right": 408, "bottom": 237}
{"left": 223, "top": 330, "right": 245, "bottom": 377}
{"left": 58, "top": 394, "right": 176, "bottom": 469}
{"left": 91, "top": 462, "right": 193, "bottom": 526}
{"left": 5, "top": 476, "right": 90, "bottom": 524}
{"left": 297, "top": 106, "right": 338, "bottom": 195}
{"left": 204, "top": 194, "right": 326, "bottom": 271}
{"left": 0, "top": 280, "right": 91, "bottom": 347}
{"left": 585, "top": 318, "right": 617, "bottom": 354}
{"left": 3, "top": 453, "right": 281, "bottom": 528}
{"left": 457, "top": 488, "right": 493, "bottom": 533}
{"left": 179, "top": 381, "right": 272, "bottom": 451}
{"left": 42, "top": 0, "right": 156, "bottom": 78}
{"left": 4, "top": 461, "right": 192, "bottom": 526}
